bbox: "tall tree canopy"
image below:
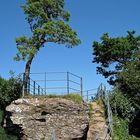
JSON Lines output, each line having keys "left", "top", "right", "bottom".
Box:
{"left": 14, "top": 0, "right": 81, "bottom": 93}
{"left": 93, "top": 31, "right": 140, "bottom": 115}
{"left": 92, "top": 31, "right": 140, "bottom": 85}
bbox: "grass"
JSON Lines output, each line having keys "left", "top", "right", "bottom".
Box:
{"left": 96, "top": 99, "right": 104, "bottom": 109}
{"left": 88, "top": 103, "right": 93, "bottom": 118}
{"left": 112, "top": 115, "right": 140, "bottom": 140}
{"left": 24, "top": 93, "right": 83, "bottom": 104}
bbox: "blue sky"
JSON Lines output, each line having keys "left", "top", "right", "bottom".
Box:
{"left": 0, "top": 0, "right": 140, "bottom": 91}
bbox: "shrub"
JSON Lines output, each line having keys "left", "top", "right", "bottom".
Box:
{"left": 109, "top": 89, "right": 133, "bottom": 120}
{"left": 0, "top": 74, "right": 22, "bottom": 109}
{"left": 112, "top": 115, "right": 129, "bottom": 140}
{"left": 113, "top": 115, "right": 140, "bottom": 140}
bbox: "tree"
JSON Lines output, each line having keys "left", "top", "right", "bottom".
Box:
{"left": 118, "top": 61, "right": 140, "bottom": 109}
{"left": 93, "top": 31, "right": 140, "bottom": 137}
{"left": 92, "top": 31, "right": 140, "bottom": 108}
{"left": 92, "top": 31, "right": 140, "bottom": 85}
{"left": 14, "top": 0, "right": 81, "bottom": 94}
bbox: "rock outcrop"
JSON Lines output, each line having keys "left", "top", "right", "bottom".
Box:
{"left": 4, "top": 98, "right": 89, "bottom": 140}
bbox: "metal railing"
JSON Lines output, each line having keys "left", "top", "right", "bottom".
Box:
{"left": 22, "top": 72, "right": 83, "bottom": 97}
{"left": 82, "top": 88, "right": 97, "bottom": 102}
{"left": 95, "top": 84, "right": 113, "bottom": 140}
{"left": 22, "top": 76, "right": 45, "bottom": 96}
{"left": 83, "top": 84, "right": 113, "bottom": 140}
{"left": 21, "top": 72, "right": 112, "bottom": 139}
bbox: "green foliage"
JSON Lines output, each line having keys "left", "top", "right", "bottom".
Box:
{"left": 88, "top": 103, "right": 93, "bottom": 118}
{"left": 62, "top": 94, "right": 83, "bottom": 104}
{"left": 96, "top": 99, "right": 104, "bottom": 108}
{"left": 129, "top": 136, "right": 140, "bottom": 140}
{"left": 109, "top": 90, "right": 133, "bottom": 120}
{"left": 118, "top": 61, "right": 140, "bottom": 110}
{"left": 14, "top": 0, "right": 81, "bottom": 62}
{"left": 92, "top": 31, "right": 140, "bottom": 85}
{"left": 112, "top": 115, "right": 129, "bottom": 140}
{"left": 93, "top": 31, "right": 140, "bottom": 137}
{"left": 25, "top": 93, "right": 83, "bottom": 104}
{"left": 113, "top": 115, "right": 140, "bottom": 140}
{"left": 0, "top": 75, "right": 22, "bottom": 109}
{"left": 0, "top": 75, "right": 22, "bottom": 139}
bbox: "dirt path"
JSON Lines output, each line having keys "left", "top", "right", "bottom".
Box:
{"left": 87, "top": 101, "right": 109, "bottom": 140}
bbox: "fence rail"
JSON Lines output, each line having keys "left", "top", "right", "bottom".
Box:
{"left": 82, "top": 84, "right": 113, "bottom": 140}
{"left": 95, "top": 84, "right": 113, "bottom": 140}
{"left": 22, "top": 72, "right": 83, "bottom": 97}
{"left": 21, "top": 72, "right": 112, "bottom": 139}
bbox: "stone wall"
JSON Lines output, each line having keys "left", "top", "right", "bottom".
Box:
{"left": 4, "top": 98, "right": 89, "bottom": 140}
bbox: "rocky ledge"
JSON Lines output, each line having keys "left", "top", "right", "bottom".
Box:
{"left": 4, "top": 98, "right": 89, "bottom": 140}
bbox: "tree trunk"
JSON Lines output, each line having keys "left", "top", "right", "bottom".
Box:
{"left": 23, "top": 56, "right": 34, "bottom": 95}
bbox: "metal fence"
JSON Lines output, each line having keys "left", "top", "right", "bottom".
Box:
{"left": 22, "top": 72, "right": 83, "bottom": 97}
{"left": 21, "top": 72, "right": 113, "bottom": 139}
{"left": 95, "top": 84, "right": 113, "bottom": 140}
{"left": 82, "top": 84, "right": 113, "bottom": 140}
{"left": 82, "top": 88, "right": 98, "bottom": 101}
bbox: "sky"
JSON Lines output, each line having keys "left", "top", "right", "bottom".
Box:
{"left": 0, "top": 0, "right": 140, "bottom": 92}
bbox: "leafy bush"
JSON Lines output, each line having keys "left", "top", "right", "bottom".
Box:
{"left": 113, "top": 115, "right": 140, "bottom": 140}
{"left": 0, "top": 74, "right": 22, "bottom": 109}
{"left": 109, "top": 89, "right": 133, "bottom": 120}
{"left": 113, "top": 115, "right": 129, "bottom": 140}
{"left": 0, "top": 74, "right": 22, "bottom": 139}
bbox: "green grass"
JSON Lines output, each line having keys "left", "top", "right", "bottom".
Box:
{"left": 112, "top": 115, "right": 140, "bottom": 140}
{"left": 88, "top": 103, "right": 93, "bottom": 118}
{"left": 62, "top": 94, "right": 83, "bottom": 104}
{"left": 96, "top": 99, "right": 104, "bottom": 108}
{"left": 24, "top": 93, "right": 83, "bottom": 104}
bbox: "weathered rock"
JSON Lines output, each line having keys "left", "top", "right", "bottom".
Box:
{"left": 4, "top": 98, "right": 89, "bottom": 140}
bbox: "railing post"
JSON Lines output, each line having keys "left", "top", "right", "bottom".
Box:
{"left": 38, "top": 85, "right": 40, "bottom": 95}
{"left": 45, "top": 72, "right": 46, "bottom": 95}
{"left": 67, "top": 72, "right": 69, "bottom": 95}
{"left": 41, "top": 88, "right": 43, "bottom": 95}
{"left": 80, "top": 77, "right": 83, "bottom": 97}
{"left": 33, "top": 81, "right": 35, "bottom": 96}
{"left": 87, "top": 90, "right": 89, "bottom": 101}
{"left": 27, "top": 77, "right": 30, "bottom": 94}
{"left": 22, "top": 73, "right": 25, "bottom": 98}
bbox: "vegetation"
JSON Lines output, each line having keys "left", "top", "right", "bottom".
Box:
{"left": 93, "top": 31, "right": 140, "bottom": 138}
{"left": 24, "top": 93, "right": 83, "bottom": 104}
{"left": 14, "top": 0, "right": 81, "bottom": 94}
{"left": 0, "top": 110, "right": 18, "bottom": 140}
{"left": 88, "top": 103, "right": 93, "bottom": 118}
{"left": 112, "top": 115, "right": 129, "bottom": 140}
{"left": 92, "top": 31, "right": 140, "bottom": 85}
{"left": 0, "top": 73, "right": 22, "bottom": 109}
{"left": 112, "top": 115, "right": 140, "bottom": 140}
{"left": 0, "top": 0, "right": 140, "bottom": 139}
{"left": 0, "top": 74, "right": 22, "bottom": 140}
{"left": 62, "top": 94, "right": 83, "bottom": 103}
{"left": 109, "top": 90, "right": 133, "bottom": 120}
